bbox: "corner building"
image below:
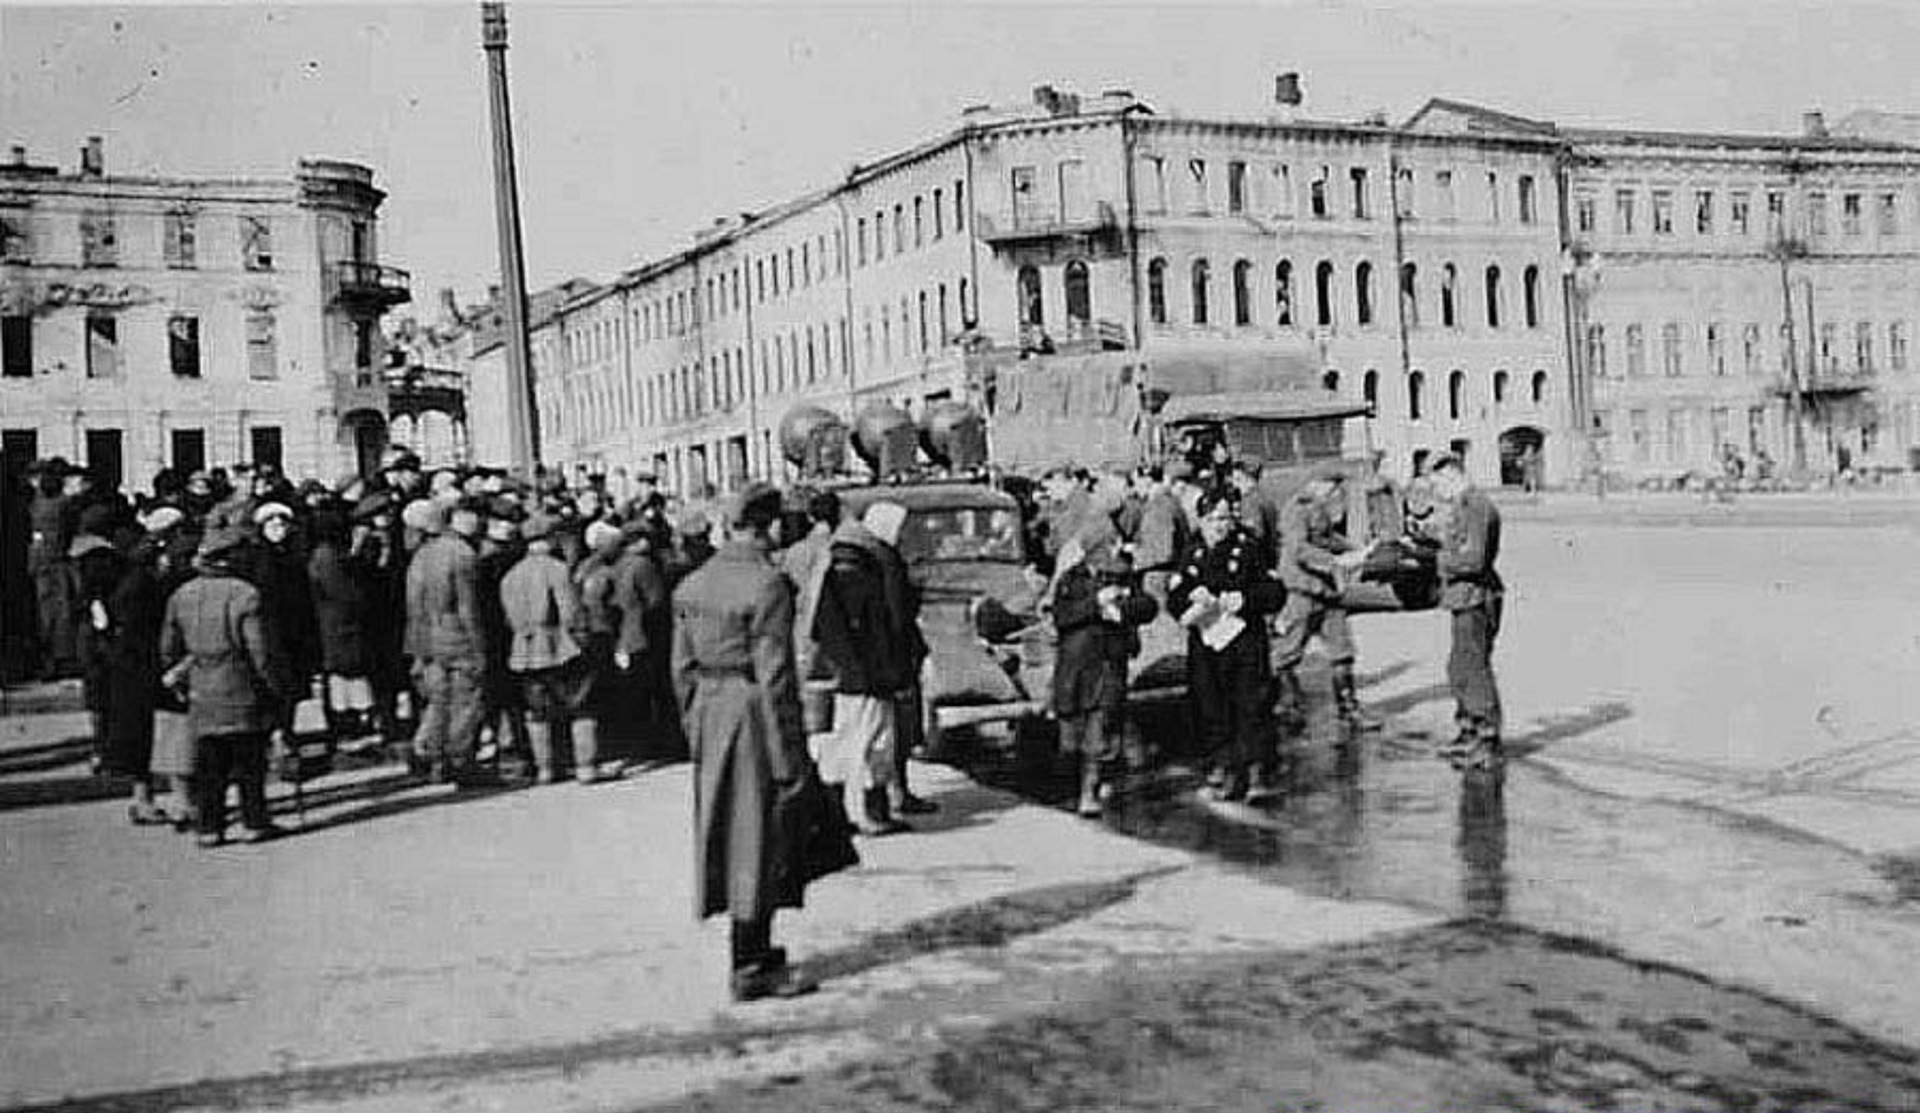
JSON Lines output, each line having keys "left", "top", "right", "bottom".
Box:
{"left": 523, "top": 83, "right": 1920, "bottom": 492}
{"left": 0, "top": 141, "right": 409, "bottom": 487}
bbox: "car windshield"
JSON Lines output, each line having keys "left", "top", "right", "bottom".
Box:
{"left": 896, "top": 506, "right": 1026, "bottom": 563}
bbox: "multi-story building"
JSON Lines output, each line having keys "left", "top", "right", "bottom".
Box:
{"left": 0, "top": 139, "right": 408, "bottom": 488}
{"left": 1413, "top": 100, "right": 1920, "bottom": 482}
{"left": 475, "top": 79, "right": 1920, "bottom": 493}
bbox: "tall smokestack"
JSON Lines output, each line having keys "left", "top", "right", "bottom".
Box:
{"left": 1802, "top": 109, "right": 1829, "bottom": 138}
{"left": 481, "top": 2, "right": 541, "bottom": 471}
{"left": 79, "top": 136, "right": 103, "bottom": 177}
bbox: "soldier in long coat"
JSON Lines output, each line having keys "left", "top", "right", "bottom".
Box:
{"left": 1274, "top": 470, "right": 1374, "bottom": 732}
{"left": 672, "top": 482, "right": 830, "bottom": 1002}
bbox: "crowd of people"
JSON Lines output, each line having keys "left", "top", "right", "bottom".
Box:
{"left": 10, "top": 435, "right": 1504, "bottom": 1002}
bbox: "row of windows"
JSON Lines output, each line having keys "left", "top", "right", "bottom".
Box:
{"left": 1595, "top": 405, "right": 1775, "bottom": 467}
{"left": 1347, "top": 366, "right": 1551, "bottom": 422}
{"left": 0, "top": 210, "right": 279, "bottom": 270}
{"left": 1575, "top": 187, "right": 1904, "bottom": 240}
{"left": 855, "top": 179, "right": 966, "bottom": 264}
{"left": 0, "top": 311, "right": 281, "bottom": 381}
{"left": 1135, "top": 157, "right": 1541, "bottom": 226}
{"left": 1122, "top": 256, "right": 1545, "bottom": 331}
{"left": 1587, "top": 320, "right": 1910, "bottom": 378}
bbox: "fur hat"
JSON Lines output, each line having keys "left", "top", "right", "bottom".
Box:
{"left": 252, "top": 502, "right": 295, "bottom": 525}
{"left": 584, "top": 519, "right": 624, "bottom": 551}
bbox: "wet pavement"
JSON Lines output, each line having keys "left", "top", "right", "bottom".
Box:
{"left": 638, "top": 707, "right": 1920, "bottom": 1112}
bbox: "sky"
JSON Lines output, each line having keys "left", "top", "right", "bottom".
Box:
{"left": 5, "top": 1, "right": 1917, "bottom": 317}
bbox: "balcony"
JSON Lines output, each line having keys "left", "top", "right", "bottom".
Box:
{"left": 977, "top": 201, "right": 1123, "bottom": 254}
{"left": 328, "top": 261, "right": 411, "bottom": 309}
{"left": 1774, "top": 364, "right": 1874, "bottom": 398}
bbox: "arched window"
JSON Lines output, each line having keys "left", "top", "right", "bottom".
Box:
{"left": 1400, "top": 262, "right": 1418, "bottom": 327}
{"left": 1523, "top": 264, "right": 1541, "bottom": 328}
{"left": 1493, "top": 369, "right": 1510, "bottom": 404}
{"left": 1190, "top": 258, "right": 1211, "bottom": 325}
{"left": 1275, "top": 260, "right": 1294, "bottom": 326}
{"left": 1448, "top": 370, "right": 1466, "bottom": 420}
{"left": 1408, "top": 370, "right": 1426, "bottom": 420}
{"left": 1232, "top": 259, "right": 1253, "bottom": 326}
{"left": 1314, "top": 260, "right": 1335, "bottom": 327}
{"left": 1147, "top": 258, "right": 1168, "bottom": 324}
{"left": 1531, "top": 369, "right": 1549, "bottom": 404}
{"left": 1441, "top": 263, "right": 1458, "bottom": 328}
{"left": 1064, "top": 260, "right": 1091, "bottom": 325}
{"left": 1355, "top": 260, "right": 1375, "bottom": 326}
{"left": 1363, "top": 369, "right": 1379, "bottom": 407}
{"left": 1017, "top": 265, "right": 1043, "bottom": 327}
{"left": 1484, "top": 264, "right": 1503, "bottom": 328}
{"left": 1322, "top": 369, "right": 1340, "bottom": 393}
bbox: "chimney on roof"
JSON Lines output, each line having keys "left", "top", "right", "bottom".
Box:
{"left": 79, "top": 136, "right": 103, "bottom": 177}
{"left": 1031, "top": 84, "right": 1079, "bottom": 117}
{"left": 1275, "top": 72, "right": 1303, "bottom": 108}
{"left": 487, "top": 283, "right": 502, "bottom": 304}
{"left": 8, "top": 145, "right": 24, "bottom": 168}
{"left": 1802, "top": 109, "right": 1829, "bottom": 138}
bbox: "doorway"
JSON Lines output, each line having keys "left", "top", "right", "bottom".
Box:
{"left": 1499, "top": 426, "right": 1547, "bottom": 489}
{"left": 85, "top": 428, "right": 123, "bottom": 491}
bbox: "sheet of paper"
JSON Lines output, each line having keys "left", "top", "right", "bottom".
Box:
{"left": 1199, "top": 611, "right": 1245, "bottom": 652}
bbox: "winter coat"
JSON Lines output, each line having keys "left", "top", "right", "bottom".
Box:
{"left": 307, "top": 540, "right": 369, "bottom": 675}
{"left": 1050, "top": 559, "right": 1158, "bottom": 718}
{"left": 242, "top": 539, "right": 320, "bottom": 701}
{"left": 1166, "top": 525, "right": 1287, "bottom": 655}
{"left": 672, "top": 539, "right": 818, "bottom": 921}
{"left": 98, "top": 538, "right": 171, "bottom": 773}
{"left": 405, "top": 533, "right": 489, "bottom": 664}
{"left": 1132, "top": 490, "right": 1187, "bottom": 572}
{"left": 614, "top": 543, "right": 669, "bottom": 660}
{"left": 574, "top": 550, "right": 632, "bottom": 643}
{"left": 811, "top": 520, "right": 926, "bottom": 697}
{"left": 498, "top": 547, "right": 582, "bottom": 673}
{"left": 71, "top": 535, "right": 123, "bottom": 715}
{"left": 777, "top": 526, "right": 834, "bottom": 682}
{"left": 160, "top": 560, "right": 278, "bottom": 737}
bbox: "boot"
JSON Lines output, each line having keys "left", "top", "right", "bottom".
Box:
{"left": 526, "top": 721, "right": 556, "bottom": 785}
{"left": 572, "top": 719, "right": 604, "bottom": 784}
{"left": 1275, "top": 668, "right": 1308, "bottom": 732}
{"left": 852, "top": 785, "right": 908, "bottom": 836}
{"left": 1332, "top": 663, "right": 1380, "bottom": 731}
{"left": 1076, "top": 754, "right": 1104, "bottom": 817}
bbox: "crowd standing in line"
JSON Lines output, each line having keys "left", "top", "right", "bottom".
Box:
{"left": 8, "top": 436, "right": 1502, "bottom": 1000}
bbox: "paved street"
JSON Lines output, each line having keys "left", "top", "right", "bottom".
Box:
{"left": 5, "top": 493, "right": 1920, "bottom": 1111}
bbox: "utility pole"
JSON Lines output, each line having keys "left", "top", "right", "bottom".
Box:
{"left": 1772, "top": 236, "right": 1808, "bottom": 479}
{"left": 481, "top": 2, "right": 541, "bottom": 472}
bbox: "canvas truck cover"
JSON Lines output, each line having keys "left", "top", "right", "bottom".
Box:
{"left": 984, "top": 344, "right": 1333, "bottom": 472}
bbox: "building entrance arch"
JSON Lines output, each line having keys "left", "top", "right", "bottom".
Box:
{"left": 1499, "top": 425, "right": 1547, "bottom": 489}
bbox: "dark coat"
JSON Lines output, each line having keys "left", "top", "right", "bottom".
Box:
{"left": 160, "top": 560, "right": 279, "bottom": 737}
{"left": 97, "top": 538, "right": 172, "bottom": 774}
{"left": 72, "top": 536, "right": 123, "bottom": 716}
{"left": 308, "top": 540, "right": 370, "bottom": 675}
{"left": 1166, "top": 525, "right": 1286, "bottom": 655}
{"left": 673, "top": 539, "right": 826, "bottom": 921}
{"left": 614, "top": 543, "right": 669, "bottom": 660}
{"left": 1050, "top": 559, "right": 1157, "bottom": 717}
{"left": 811, "top": 521, "right": 925, "bottom": 697}
{"left": 243, "top": 539, "right": 319, "bottom": 700}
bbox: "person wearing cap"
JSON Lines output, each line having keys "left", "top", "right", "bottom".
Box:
{"left": 404, "top": 495, "right": 494, "bottom": 786}
{"left": 1274, "top": 467, "right": 1378, "bottom": 737}
{"left": 95, "top": 505, "right": 190, "bottom": 825}
{"left": 777, "top": 489, "right": 841, "bottom": 738}
{"left": 475, "top": 499, "right": 530, "bottom": 775}
{"left": 573, "top": 517, "right": 638, "bottom": 767}
{"left": 71, "top": 503, "right": 129, "bottom": 779}
{"left": 244, "top": 501, "right": 319, "bottom": 751}
{"left": 350, "top": 491, "right": 410, "bottom": 743}
{"left": 1167, "top": 488, "right": 1287, "bottom": 803}
{"left": 1127, "top": 465, "right": 1187, "bottom": 609}
{"left": 1425, "top": 453, "right": 1506, "bottom": 773}
{"left": 500, "top": 512, "right": 601, "bottom": 784}
{"left": 205, "top": 463, "right": 258, "bottom": 534}
{"left": 673, "top": 481, "right": 839, "bottom": 1002}
{"left": 1050, "top": 535, "right": 1159, "bottom": 817}
{"left": 160, "top": 527, "right": 288, "bottom": 846}
{"left": 812, "top": 499, "right": 925, "bottom": 835}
